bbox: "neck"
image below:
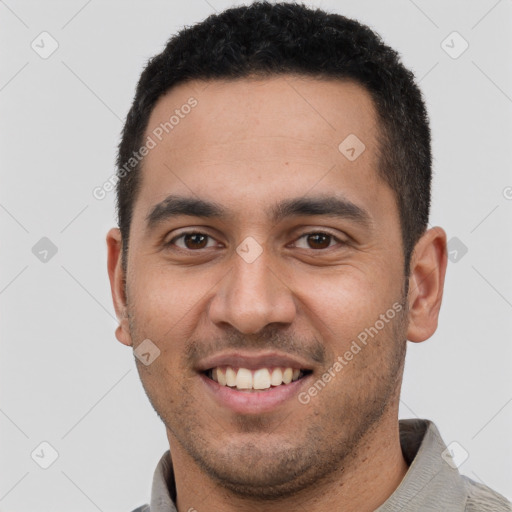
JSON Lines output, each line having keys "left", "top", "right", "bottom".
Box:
{"left": 168, "top": 409, "right": 408, "bottom": 512}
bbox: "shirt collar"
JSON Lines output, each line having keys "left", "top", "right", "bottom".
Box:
{"left": 375, "top": 419, "right": 467, "bottom": 511}
{"left": 150, "top": 447, "right": 177, "bottom": 512}
{"left": 149, "top": 419, "right": 467, "bottom": 512}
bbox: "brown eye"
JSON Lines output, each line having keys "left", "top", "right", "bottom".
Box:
{"left": 167, "top": 232, "right": 217, "bottom": 250}
{"left": 183, "top": 233, "right": 208, "bottom": 249}
{"left": 293, "top": 231, "right": 345, "bottom": 250}
{"left": 306, "top": 233, "right": 332, "bottom": 249}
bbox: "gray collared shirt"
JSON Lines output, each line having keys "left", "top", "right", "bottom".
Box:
{"left": 131, "top": 419, "right": 511, "bottom": 511}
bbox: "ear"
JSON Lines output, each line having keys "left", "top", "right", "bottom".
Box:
{"left": 406, "top": 226, "right": 448, "bottom": 343}
{"left": 106, "top": 227, "right": 133, "bottom": 347}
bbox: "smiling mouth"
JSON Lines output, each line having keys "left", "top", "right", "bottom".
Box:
{"left": 204, "top": 366, "right": 313, "bottom": 392}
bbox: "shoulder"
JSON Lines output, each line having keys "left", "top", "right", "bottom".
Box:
{"left": 463, "top": 475, "right": 512, "bottom": 511}
{"left": 130, "top": 506, "right": 150, "bottom": 512}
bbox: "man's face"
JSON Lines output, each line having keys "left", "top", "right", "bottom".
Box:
{"left": 117, "top": 76, "right": 409, "bottom": 497}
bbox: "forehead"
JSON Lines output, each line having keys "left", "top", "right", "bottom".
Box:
{"left": 145, "top": 75, "right": 378, "bottom": 162}
{"left": 132, "top": 75, "right": 395, "bottom": 228}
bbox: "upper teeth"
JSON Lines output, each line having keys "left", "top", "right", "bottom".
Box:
{"left": 211, "top": 367, "right": 302, "bottom": 391}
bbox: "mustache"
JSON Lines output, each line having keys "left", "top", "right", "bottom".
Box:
{"left": 184, "top": 325, "right": 327, "bottom": 367}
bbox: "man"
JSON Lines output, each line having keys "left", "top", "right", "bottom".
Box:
{"left": 106, "top": 2, "right": 511, "bottom": 511}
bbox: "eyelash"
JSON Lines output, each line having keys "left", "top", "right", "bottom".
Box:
{"left": 165, "top": 230, "right": 346, "bottom": 251}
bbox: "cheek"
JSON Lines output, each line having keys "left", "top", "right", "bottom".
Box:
{"left": 130, "top": 265, "right": 205, "bottom": 328}
{"left": 296, "top": 268, "right": 387, "bottom": 343}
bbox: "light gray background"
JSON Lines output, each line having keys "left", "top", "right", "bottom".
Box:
{"left": 1, "top": 0, "right": 511, "bottom": 510}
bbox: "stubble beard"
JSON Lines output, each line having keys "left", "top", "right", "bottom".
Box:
{"left": 127, "top": 295, "right": 409, "bottom": 502}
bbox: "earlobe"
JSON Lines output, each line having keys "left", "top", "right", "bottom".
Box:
{"left": 406, "top": 226, "right": 448, "bottom": 343}
{"left": 106, "top": 227, "right": 133, "bottom": 347}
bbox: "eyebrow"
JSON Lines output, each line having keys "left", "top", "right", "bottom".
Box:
{"left": 145, "top": 194, "right": 372, "bottom": 231}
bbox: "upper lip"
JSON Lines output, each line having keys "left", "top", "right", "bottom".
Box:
{"left": 196, "top": 351, "right": 315, "bottom": 372}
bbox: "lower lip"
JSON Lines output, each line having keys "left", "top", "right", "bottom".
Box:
{"left": 200, "top": 373, "right": 311, "bottom": 414}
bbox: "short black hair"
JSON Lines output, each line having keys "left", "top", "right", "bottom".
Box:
{"left": 116, "top": 1, "right": 431, "bottom": 276}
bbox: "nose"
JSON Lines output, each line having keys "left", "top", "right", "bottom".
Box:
{"left": 207, "top": 248, "right": 297, "bottom": 335}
